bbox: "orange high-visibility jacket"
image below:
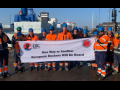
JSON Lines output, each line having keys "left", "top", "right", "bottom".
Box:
{"left": 45, "top": 33, "right": 57, "bottom": 41}
{"left": 110, "top": 38, "right": 120, "bottom": 54}
{"left": 57, "top": 30, "right": 73, "bottom": 40}
{"left": 26, "top": 34, "right": 39, "bottom": 41}
{"left": 94, "top": 34, "right": 108, "bottom": 52}
{"left": 106, "top": 33, "right": 116, "bottom": 51}
{"left": 0, "top": 33, "right": 8, "bottom": 50}
{"left": 12, "top": 34, "right": 20, "bottom": 54}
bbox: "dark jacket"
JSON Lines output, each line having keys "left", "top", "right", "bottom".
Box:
{"left": 82, "top": 34, "right": 90, "bottom": 38}
{"left": 72, "top": 34, "right": 81, "bottom": 39}
{"left": 39, "top": 34, "right": 46, "bottom": 41}
{"left": 0, "top": 32, "right": 11, "bottom": 50}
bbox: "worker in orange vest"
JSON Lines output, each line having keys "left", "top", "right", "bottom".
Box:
{"left": 111, "top": 31, "right": 120, "bottom": 75}
{"left": 0, "top": 25, "right": 12, "bottom": 78}
{"left": 94, "top": 27, "right": 108, "bottom": 80}
{"left": 26, "top": 28, "right": 40, "bottom": 71}
{"left": 45, "top": 26, "right": 57, "bottom": 71}
{"left": 92, "top": 31, "right": 98, "bottom": 70}
{"left": 12, "top": 27, "right": 26, "bottom": 72}
{"left": 11, "top": 32, "right": 26, "bottom": 73}
{"left": 57, "top": 23, "right": 73, "bottom": 71}
{"left": 106, "top": 27, "right": 116, "bottom": 70}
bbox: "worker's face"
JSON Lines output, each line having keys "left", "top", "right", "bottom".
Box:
{"left": 94, "top": 35, "right": 98, "bottom": 37}
{"left": 42, "top": 32, "right": 46, "bottom": 37}
{"left": 78, "top": 30, "right": 81, "bottom": 33}
{"left": 74, "top": 30, "right": 77, "bottom": 35}
{"left": 83, "top": 33, "right": 87, "bottom": 37}
{"left": 50, "top": 30, "right": 54, "bottom": 34}
{"left": 63, "top": 27, "right": 67, "bottom": 31}
{"left": 99, "top": 31, "right": 104, "bottom": 36}
{"left": 29, "top": 31, "right": 33, "bottom": 35}
{"left": 0, "top": 28, "right": 2, "bottom": 34}
{"left": 108, "top": 30, "right": 112, "bottom": 35}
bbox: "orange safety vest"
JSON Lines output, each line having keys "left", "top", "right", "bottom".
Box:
{"left": 26, "top": 34, "right": 39, "bottom": 41}
{"left": 57, "top": 30, "right": 73, "bottom": 40}
{"left": 106, "top": 33, "right": 116, "bottom": 51}
{"left": 94, "top": 34, "right": 108, "bottom": 52}
{"left": 45, "top": 33, "right": 57, "bottom": 41}
{"left": 13, "top": 34, "right": 20, "bottom": 54}
{"left": 0, "top": 34, "right": 8, "bottom": 50}
{"left": 111, "top": 38, "right": 120, "bottom": 54}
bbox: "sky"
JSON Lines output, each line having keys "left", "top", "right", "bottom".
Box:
{"left": 0, "top": 8, "right": 120, "bottom": 29}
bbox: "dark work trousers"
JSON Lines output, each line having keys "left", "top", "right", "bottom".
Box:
{"left": 113, "top": 53, "right": 120, "bottom": 68}
{"left": 0, "top": 49, "right": 9, "bottom": 67}
{"left": 13, "top": 51, "right": 23, "bottom": 68}
{"left": 106, "top": 50, "right": 113, "bottom": 66}
{"left": 95, "top": 52, "right": 107, "bottom": 70}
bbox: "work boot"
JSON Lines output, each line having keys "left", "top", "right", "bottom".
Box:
{"left": 98, "top": 75, "right": 105, "bottom": 80}
{"left": 0, "top": 74, "right": 4, "bottom": 79}
{"left": 112, "top": 70, "right": 118, "bottom": 75}
{"left": 59, "top": 67, "right": 62, "bottom": 71}
{"left": 94, "top": 73, "right": 101, "bottom": 77}
{"left": 19, "top": 67, "right": 25, "bottom": 73}
{"left": 45, "top": 66, "right": 47, "bottom": 71}
{"left": 106, "top": 66, "right": 111, "bottom": 71}
{"left": 30, "top": 67, "right": 33, "bottom": 71}
{"left": 53, "top": 67, "right": 56, "bottom": 71}
{"left": 89, "top": 66, "right": 92, "bottom": 69}
{"left": 14, "top": 67, "right": 18, "bottom": 72}
{"left": 37, "top": 67, "right": 39, "bottom": 71}
{"left": 39, "top": 67, "right": 42, "bottom": 71}
{"left": 47, "top": 68, "right": 50, "bottom": 71}
{"left": 4, "top": 72, "right": 11, "bottom": 77}
{"left": 65, "top": 67, "right": 69, "bottom": 71}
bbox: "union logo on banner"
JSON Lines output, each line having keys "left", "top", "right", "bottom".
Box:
{"left": 23, "top": 43, "right": 32, "bottom": 51}
{"left": 82, "top": 39, "right": 91, "bottom": 48}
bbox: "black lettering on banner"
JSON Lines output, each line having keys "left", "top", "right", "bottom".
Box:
{"left": 63, "top": 36, "right": 64, "bottom": 40}
{"left": 69, "top": 54, "right": 73, "bottom": 56}
{"left": 42, "top": 51, "right": 48, "bottom": 54}
{"left": 57, "top": 51, "right": 60, "bottom": 53}
{"left": 62, "top": 54, "right": 68, "bottom": 56}
{"left": 74, "top": 53, "right": 84, "bottom": 56}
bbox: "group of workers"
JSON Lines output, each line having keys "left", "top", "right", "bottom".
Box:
{"left": 0, "top": 22, "right": 120, "bottom": 80}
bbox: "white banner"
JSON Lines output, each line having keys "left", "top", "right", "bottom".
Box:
{"left": 19, "top": 37, "right": 95, "bottom": 63}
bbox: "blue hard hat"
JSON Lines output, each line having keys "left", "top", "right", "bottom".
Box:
{"left": 78, "top": 27, "right": 81, "bottom": 30}
{"left": 17, "top": 32, "right": 22, "bottom": 36}
{"left": 107, "top": 27, "right": 112, "bottom": 31}
{"left": 98, "top": 27, "right": 104, "bottom": 31}
{"left": 62, "top": 23, "right": 67, "bottom": 27}
{"left": 93, "top": 31, "right": 98, "bottom": 35}
{"left": 0, "top": 25, "right": 2, "bottom": 28}
{"left": 29, "top": 28, "right": 33, "bottom": 32}
{"left": 83, "top": 29, "right": 87, "bottom": 34}
{"left": 42, "top": 28, "right": 46, "bottom": 32}
{"left": 49, "top": 26, "right": 54, "bottom": 30}
{"left": 73, "top": 27, "right": 78, "bottom": 30}
{"left": 118, "top": 31, "right": 120, "bottom": 34}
